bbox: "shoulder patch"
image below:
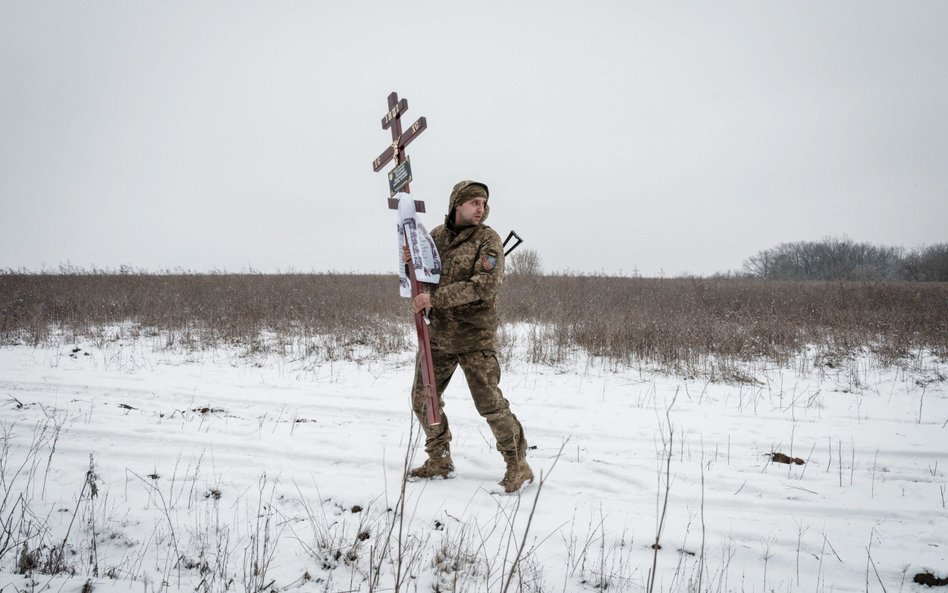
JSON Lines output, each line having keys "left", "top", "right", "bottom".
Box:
{"left": 480, "top": 253, "right": 498, "bottom": 271}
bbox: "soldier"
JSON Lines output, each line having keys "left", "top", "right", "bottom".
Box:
{"left": 404, "top": 180, "right": 532, "bottom": 493}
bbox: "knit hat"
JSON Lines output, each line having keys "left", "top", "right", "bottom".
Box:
{"left": 452, "top": 181, "right": 488, "bottom": 204}
{"left": 447, "top": 180, "right": 490, "bottom": 226}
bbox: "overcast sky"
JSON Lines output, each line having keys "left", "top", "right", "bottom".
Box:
{"left": 2, "top": 1, "right": 946, "bottom": 276}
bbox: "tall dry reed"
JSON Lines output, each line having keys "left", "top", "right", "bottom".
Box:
{"left": 2, "top": 272, "right": 945, "bottom": 372}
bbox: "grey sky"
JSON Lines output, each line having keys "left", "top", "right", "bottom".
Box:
{"left": 2, "top": 1, "right": 946, "bottom": 276}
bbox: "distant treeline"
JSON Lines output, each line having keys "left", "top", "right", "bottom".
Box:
{"left": 742, "top": 238, "right": 948, "bottom": 281}
{"left": 3, "top": 238, "right": 946, "bottom": 283}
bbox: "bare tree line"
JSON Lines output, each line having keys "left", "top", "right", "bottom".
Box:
{"left": 507, "top": 240, "right": 947, "bottom": 282}
{"left": 742, "top": 238, "right": 947, "bottom": 281}
{"left": 506, "top": 248, "right": 543, "bottom": 277}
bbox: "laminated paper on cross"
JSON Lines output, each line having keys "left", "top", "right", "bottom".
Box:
{"left": 396, "top": 193, "right": 441, "bottom": 298}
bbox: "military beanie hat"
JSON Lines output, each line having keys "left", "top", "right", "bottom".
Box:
{"left": 449, "top": 180, "right": 490, "bottom": 210}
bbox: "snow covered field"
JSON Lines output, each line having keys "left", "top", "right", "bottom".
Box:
{"left": 1, "top": 329, "right": 945, "bottom": 592}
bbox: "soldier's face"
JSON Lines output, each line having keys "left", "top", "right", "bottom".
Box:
{"left": 455, "top": 197, "right": 486, "bottom": 226}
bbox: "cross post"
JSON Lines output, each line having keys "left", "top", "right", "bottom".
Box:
{"left": 372, "top": 91, "right": 440, "bottom": 426}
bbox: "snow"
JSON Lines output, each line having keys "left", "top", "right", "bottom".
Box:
{"left": 0, "top": 329, "right": 945, "bottom": 592}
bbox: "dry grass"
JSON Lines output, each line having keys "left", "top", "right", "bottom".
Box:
{"left": 0, "top": 273, "right": 409, "bottom": 357}
{"left": 1, "top": 272, "right": 945, "bottom": 373}
{"left": 501, "top": 275, "right": 948, "bottom": 373}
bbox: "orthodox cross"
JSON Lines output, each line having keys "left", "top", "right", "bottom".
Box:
{"left": 372, "top": 91, "right": 440, "bottom": 426}
{"left": 372, "top": 91, "right": 428, "bottom": 211}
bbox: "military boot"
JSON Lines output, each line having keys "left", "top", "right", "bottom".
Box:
{"left": 409, "top": 454, "right": 454, "bottom": 479}
{"left": 499, "top": 453, "right": 534, "bottom": 493}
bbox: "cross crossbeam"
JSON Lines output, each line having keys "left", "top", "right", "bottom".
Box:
{"left": 372, "top": 117, "right": 427, "bottom": 173}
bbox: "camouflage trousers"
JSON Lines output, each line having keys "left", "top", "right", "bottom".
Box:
{"left": 411, "top": 349, "right": 526, "bottom": 459}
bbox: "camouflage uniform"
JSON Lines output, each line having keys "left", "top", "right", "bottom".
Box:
{"left": 410, "top": 181, "right": 529, "bottom": 486}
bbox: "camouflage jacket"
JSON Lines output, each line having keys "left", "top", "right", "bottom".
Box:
{"left": 428, "top": 184, "right": 504, "bottom": 353}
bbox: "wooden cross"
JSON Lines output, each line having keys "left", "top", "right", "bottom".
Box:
{"left": 372, "top": 91, "right": 441, "bottom": 426}
{"left": 372, "top": 91, "right": 428, "bottom": 211}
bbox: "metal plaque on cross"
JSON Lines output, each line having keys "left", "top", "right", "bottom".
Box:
{"left": 388, "top": 157, "right": 412, "bottom": 196}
